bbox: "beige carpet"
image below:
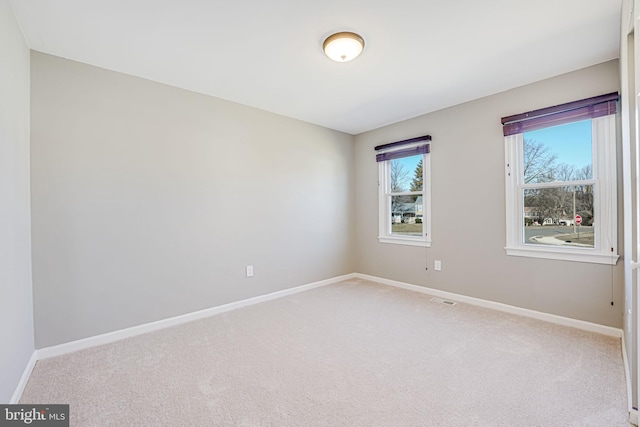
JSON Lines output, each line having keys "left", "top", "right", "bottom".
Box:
{"left": 21, "top": 278, "right": 630, "bottom": 426}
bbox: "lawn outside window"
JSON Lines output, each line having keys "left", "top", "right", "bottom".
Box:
{"left": 376, "top": 136, "right": 431, "bottom": 247}
{"left": 502, "top": 93, "right": 619, "bottom": 264}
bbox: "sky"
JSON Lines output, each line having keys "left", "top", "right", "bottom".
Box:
{"left": 524, "top": 119, "right": 592, "bottom": 171}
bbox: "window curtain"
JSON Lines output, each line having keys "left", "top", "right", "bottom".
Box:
{"left": 501, "top": 92, "right": 619, "bottom": 137}
{"left": 375, "top": 135, "right": 431, "bottom": 162}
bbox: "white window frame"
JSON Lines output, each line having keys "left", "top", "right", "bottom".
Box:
{"left": 504, "top": 114, "right": 618, "bottom": 264}
{"left": 378, "top": 144, "right": 431, "bottom": 247}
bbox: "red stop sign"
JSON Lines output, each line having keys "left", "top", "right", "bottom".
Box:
{"left": 575, "top": 215, "right": 582, "bottom": 225}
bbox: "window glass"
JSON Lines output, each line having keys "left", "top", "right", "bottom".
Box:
{"left": 378, "top": 150, "right": 430, "bottom": 247}
{"left": 523, "top": 185, "right": 594, "bottom": 248}
{"left": 390, "top": 155, "right": 423, "bottom": 192}
{"left": 391, "top": 194, "right": 422, "bottom": 236}
{"left": 523, "top": 120, "right": 593, "bottom": 184}
{"left": 389, "top": 154, "right": 423, "bottom": 237}
{"left": 521, "top": 120, "right": 594, "bottom": 249}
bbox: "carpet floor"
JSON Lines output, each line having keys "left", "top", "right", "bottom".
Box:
{"left": 20, "top": 278, "right": 630, "bottom": 426}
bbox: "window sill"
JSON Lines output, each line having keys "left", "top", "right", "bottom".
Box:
{"left": 505, "top": 246, "right": 619, "bottom": 265}
{"left": 378, "top": 236, "right": 431, "bottom": 247}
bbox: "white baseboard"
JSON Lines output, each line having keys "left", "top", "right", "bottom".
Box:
{"left": 37, "top": 273, "right": 355, "bottom": 360}
{"left": 354, "top": 273, "right": 623, "bottom": 338}
{"left": 18, "top": 271, "right": 627, "bottom": 405}
{"left": 10, "top": 351, "right": 37, "bottom": 404}
{"left": 630, "top": 408, "right": 639, "bottom": 426}
{"left": 34, "top": 273, "right": 622, "bottom": 360}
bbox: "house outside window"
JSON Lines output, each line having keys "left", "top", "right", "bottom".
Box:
{"left": 376, "top": 135, "right": 431, "bottom": 247}
{"left": 502, "top": 93, "right": 619, "bottom": 264}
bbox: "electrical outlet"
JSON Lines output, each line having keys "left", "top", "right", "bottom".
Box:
{"left": 246, "top": 265, "right": 254, "bottom": 277}
{"left": 434, "top": 260, "right": 442, "bottom": 271}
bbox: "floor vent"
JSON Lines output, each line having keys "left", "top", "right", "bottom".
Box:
{"left": 430, "top": 297, "right": 456, "bottom": 306}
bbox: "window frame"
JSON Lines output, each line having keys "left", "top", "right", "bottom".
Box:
{"left": 504, "top": 113, "right": 618, "bottom": 265}
{"left": 377, "top": 143, "right": 431, "bottom": 247}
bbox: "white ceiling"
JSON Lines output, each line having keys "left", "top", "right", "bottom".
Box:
{"left": 9, "top": 0, "right": 622, "bottom": 135}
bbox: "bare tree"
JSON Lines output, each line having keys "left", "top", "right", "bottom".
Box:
{"left": 574, "top": 164, "right": 592, "bottom": 180}
{"left": 523, "top": 139, "right": 595, "bottom": 226}
{"left": 551, "top": 164, "right": 575, "bottom": 216}
{"left": 526, "top": 187, "right": 563, "bottom": 225}
{"left": 390, "top": 160, "right": 410, "bottom": 192}
{"left": 555, "top": 163, "right": 575, "bottom": 181}
{"left": 523, "top": 139, "right": 558, "bottom": 183}
{"left": 523, "top": 139, "right": 560, "bottom": 223}
{"left": 573, "top": 165, "right": 594, "bottom": 223}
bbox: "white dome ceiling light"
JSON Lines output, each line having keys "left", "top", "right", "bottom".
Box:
{"left": 323, "top": 32, "right": 365, "bottom": 62}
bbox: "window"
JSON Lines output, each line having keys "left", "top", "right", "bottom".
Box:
{"left": 502, "top": 93, "right": 619, "bottom": 264}
{"left": 376, "top": 135, "right": 431, "bottom": 247}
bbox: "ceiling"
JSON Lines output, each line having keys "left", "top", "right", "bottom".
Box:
{"left": 9, "top": 0, "right": 622, "bottom": 135}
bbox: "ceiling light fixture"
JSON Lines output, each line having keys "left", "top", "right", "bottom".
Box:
{"left": 323, "top": 32, "right": 365, "bottom": 62}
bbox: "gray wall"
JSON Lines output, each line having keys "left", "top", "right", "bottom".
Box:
{"left": 30, "top": 52, "right": 355, "bottom": 348}
{"left": 355, "top": 60, "right": 624, "bottom": 328}
{"left": 0, "top": 0, "right": 34, "bottom": 402}
{"left": 29, "top": 50, "right": 624, "bottom": 351}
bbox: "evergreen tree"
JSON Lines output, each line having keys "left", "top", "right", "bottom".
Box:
{"left": 410, "top": 159, "right": 423, "bottom": 191}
